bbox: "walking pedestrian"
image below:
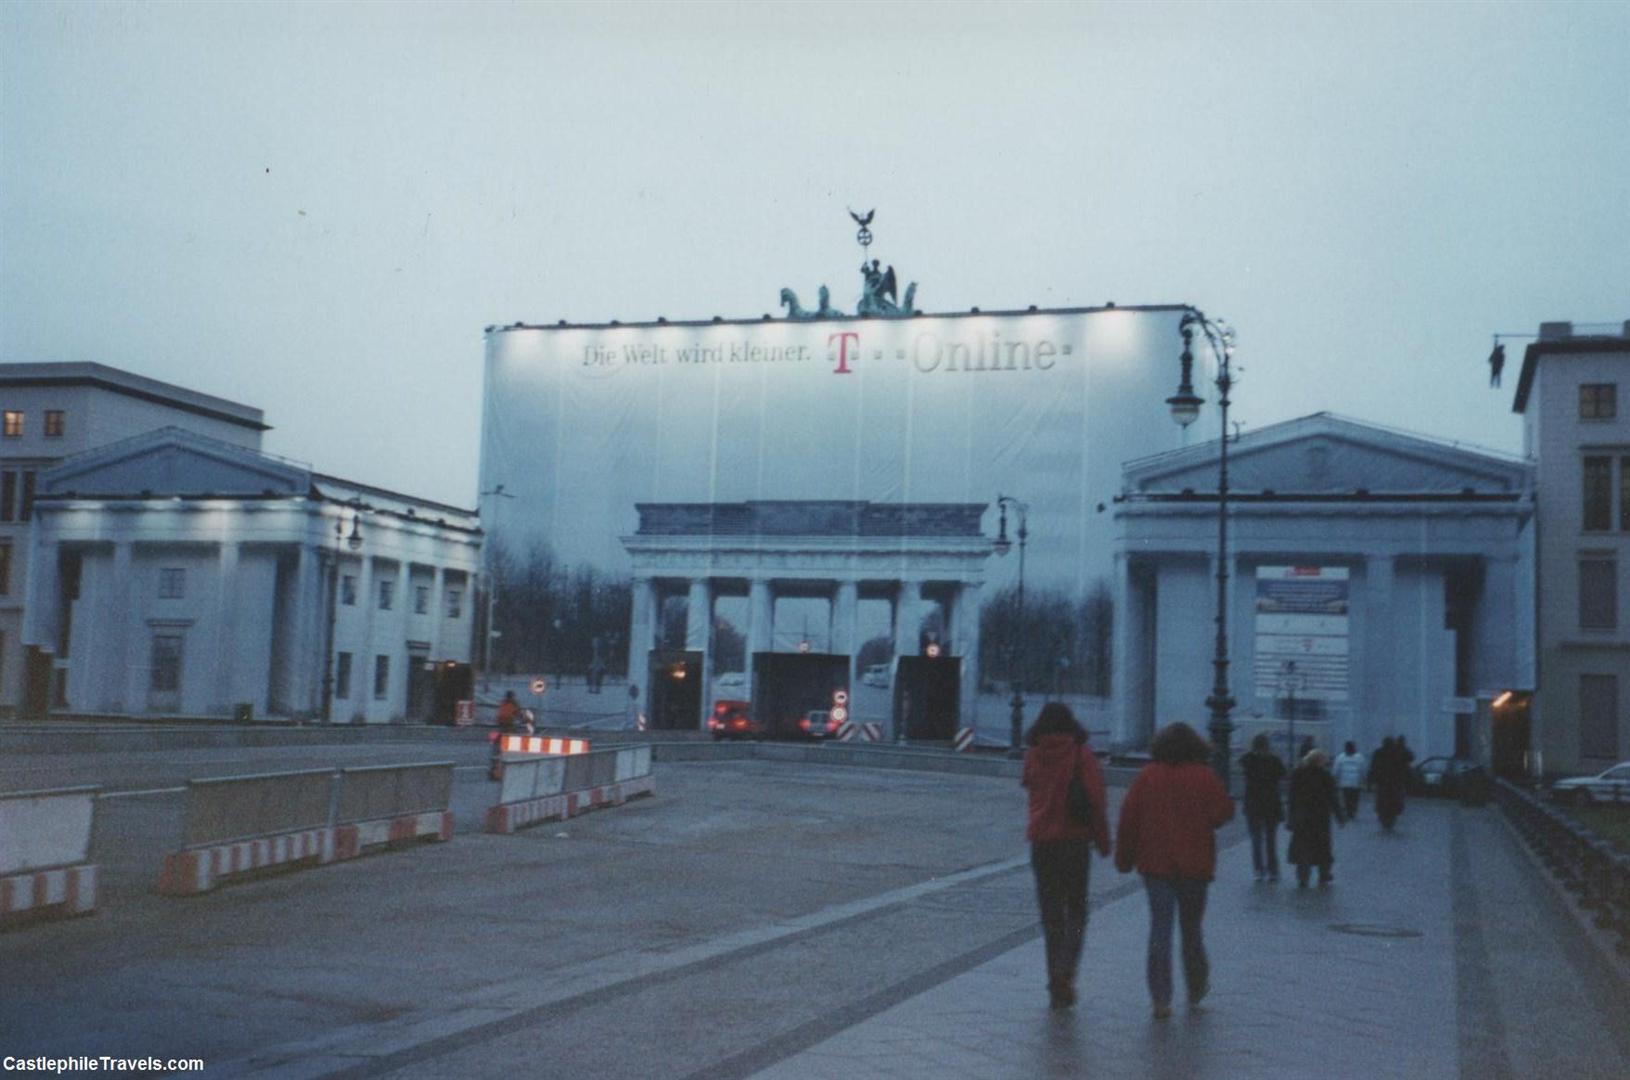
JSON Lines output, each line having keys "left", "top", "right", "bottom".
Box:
{"left": 1022, "top": 702, "right": 1111, "bottom": 1009}
{"left": 1372, "top": 737, "right": 1407, "bottom": 830}
{"left": 1288, "top": 748, "right": 1346, "bottom": 886}
{"left": 1115, "top": 722, "right": 1234, "bottom": 1020}
{"left": 1239, "top": 734, "right": 1286, "bottom": 882}
{"left": 1332, "top": 740, "right": 1367, "bottom": 820}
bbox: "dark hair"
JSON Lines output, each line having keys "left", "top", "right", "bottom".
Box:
{"left": 1250, "top": 733, "right": 1270, "bottom": 753}
{"left": 1344, "top": 741, "right": 1356, "bottom": 754}
{"left": 1150, "top": 722, "right": 1211, "bottom": 765}
{"left": 1025, "top": 701, "right": 1085, "bottom": 746}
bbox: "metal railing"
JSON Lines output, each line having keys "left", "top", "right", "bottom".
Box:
{"left": 1495, "top": 778, "right": 1630, "bottom": 957}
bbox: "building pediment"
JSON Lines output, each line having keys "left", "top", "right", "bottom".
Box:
{"left": 41, "top": 427, "right": 310, "bottom": 498}
{"left": 1124, "top": 414, "right": 1530, "bottom": 496}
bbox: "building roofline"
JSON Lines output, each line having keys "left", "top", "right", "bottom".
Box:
{"left": 485, "top": 303, "right": 1191, "bottom": 334}
{"left": 1512, "top": 337, "right": 1630, "bottom": 414}
{"left": 311, "top": 474, "right": 478, "bottom": 519}
{"left": 0, "top": 362, "right": 269, "bottom": 431}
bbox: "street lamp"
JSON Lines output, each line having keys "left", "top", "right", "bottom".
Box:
{"left": 319, "top": 505, "right": 364, "bottom": 723}
{"left": 1167, "top": 308, "right": 1239, "bottom": 792}
{"left": 1279, "top": 659, "right": 1302, "bottom": 768}
{"left": 993, "top": 495, "right": 1029, "bottom": 759}
{"left": 479, "top": 484, "right": 515, "bottom": 690}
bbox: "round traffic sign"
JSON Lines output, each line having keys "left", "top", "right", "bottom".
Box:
{"left": 529, "top": 677, "right": 548, "bottom": 695}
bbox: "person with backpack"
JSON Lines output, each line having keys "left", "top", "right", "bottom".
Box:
{"left": 1021, "top": 702, "right": 1111, "bottom": 1010}
{"left": 1115, "top": 722, "right": 1235, "bottom": 1019}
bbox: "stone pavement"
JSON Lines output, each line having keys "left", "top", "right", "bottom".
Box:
{"left": 747, "top": 798, "right": 1630, "bottom": 1080}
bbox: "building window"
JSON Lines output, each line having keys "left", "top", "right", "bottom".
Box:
{"left": 0, "top": 543, "right": 9, "bottom": 595}
{"left": 414, "top": 585, "right": 430, "bottom": 614}
{"left": 0, "top": 471, "right": 14, "bottom": 522}
{"left": 2, "top": 411, "right": 21, "bottom": 437}
{"left": 158, "top": 567, "right": 186, "bottom": 600}
{"left": 1619, "top": 457, "right": 1630, "bottom": 533}
{"left": 150, "top": 634, "right": 183, "bottom": 693}
{"left": 1584, "top": 456, "right": 1613, "bottom": 531}
{"left": 378, "top": 579, "right": 395, "bottom": 611}
{"left": 335, "top": 652, "right": 353, "bottom": 700}
{"left": 1580, "top": 383, "right": 1618, "bottom": 420}
{"left": 373, "top": 654, "right": 390, "bottom": 699}
{"left": 1579, "top": 559, "right": 1618, "bottom": 630}
{"left": 341, "top": 574, "right": 357, "bottom": 606}
{"left": 19, "top": 471, "right": 34, "bottom": 521}
{"left": 43, "top": 410, "right": 65, "bottom": 437}
{"left": 446, "top": 588, "right": 462, "bottom": 619}
{"left": 1580, "top": 674, "right": 1620, "bottom": 759}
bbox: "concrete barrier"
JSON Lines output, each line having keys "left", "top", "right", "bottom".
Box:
{"left": 486, "top": 747, "right": 655, "bottom": 834}
{"left": 0, "top": 785, "right": 100, "bottom": 921}
{"left": 159, "top": 763, "right": 454, "bottom": 896}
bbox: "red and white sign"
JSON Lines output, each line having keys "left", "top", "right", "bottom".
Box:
{"left": 454, "top": 700, "right": 475, "bottom": 726}
{"left": 498, "top": 735, "right": 590, "bottom": 755}
{"left": 529, "top": 677, "right": 548, "bottom": 695}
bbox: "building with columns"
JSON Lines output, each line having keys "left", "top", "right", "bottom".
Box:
{"left": 620, "top": 501, "right": 993, "bottom": 735}
{"left": 22, "top": 427, "right": 480, "bottom": 721}
{"left": 0, "top": 362, "right": 268, "bottom": 713}
{"left": 1111, "top": 414, "right": 1534, "bottom": 760}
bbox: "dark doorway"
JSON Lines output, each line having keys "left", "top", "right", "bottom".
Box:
{"left": 895, "top": 656, "right": 960, "bottom": 741}
{"left": 1491, "top": 691, "right": 1533, "bottom": 780}
{"left": 405, "top": 646, "right": 433, "bottom": 722}
{"left": 431, "top": 661, "right": 474, "bottom": 725}
{"left": 751, "top": 651, "right": 849, "bottom": 739}
{"left": 649, "top": 650, "right": 703, "bottom": 730}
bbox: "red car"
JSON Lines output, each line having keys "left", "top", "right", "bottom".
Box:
{"left": 708, "top": 700, "right": 762, "bottom": 740}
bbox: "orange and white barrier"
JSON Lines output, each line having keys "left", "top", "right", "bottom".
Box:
{"left": 485, "top": 746, "right": 653, "bottom": 834}
{"left": 498, "top": 735, "right": 590, "bottom": 756}
{"left": 1, "top": 785, "right": 100, "bottom": 921}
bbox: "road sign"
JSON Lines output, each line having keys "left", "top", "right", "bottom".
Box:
{"left": 530, "top": 677, "right": 548, "bottom": 695}
{"left": 954, "top": 727, "right": 974, "bottom": 752}
{"left": 836, "top": 721, "right": 855, "bottom": 741}
{"left": 454, "top": 700, "right": 475, "bottom": 726}
{"left": 861, "top": 722, "right": 883, "bottom": 742}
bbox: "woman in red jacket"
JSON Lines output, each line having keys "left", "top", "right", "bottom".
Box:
{"left": 1022, "top": 702, "right": 1112, "bottom": 1009}
{"left": 1115, "top": 722, "right": 1235, "bottom": 1019}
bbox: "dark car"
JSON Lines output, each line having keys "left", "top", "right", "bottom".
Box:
{"left": 1412, "top": 756, "right": 1485, "bottom": 798}
{"left": 708, "top": 700, "right": 762, "bottom": 740}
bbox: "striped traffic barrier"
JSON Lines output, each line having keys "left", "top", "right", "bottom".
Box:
{"left": 861, "top": 722, "right": 883, "bottom": 742}
{"left": 498, "top": 735, "right": 590, "bottom": 756}
{"left": 954, "top": 727, "right": 975, "bottom": 752}
{"left": 835, "top": 721, "right": 855, "bottom": 742}
{"left": 0, "top": 785, "right": 100, "bottom": 921}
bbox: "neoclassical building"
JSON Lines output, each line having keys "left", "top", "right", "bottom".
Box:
{"left": 1112, "top": 414, "right": 1534, "bottom": 760}
{"left": 22, "top": 427, "right": 481, "bottom": 722}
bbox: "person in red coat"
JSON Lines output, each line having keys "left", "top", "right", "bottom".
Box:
{"left": 1022, "top": 702, "right": 1112, "bottom": 1009}
{"left": 1115, "top": 722, "right": 1235, "bottom": 1019}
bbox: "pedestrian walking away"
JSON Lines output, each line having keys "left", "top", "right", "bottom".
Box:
{"left": 1239, "top": 734, "right": 1286, "bottom": 882}
{"left": 1021, "top": 702, "right": 1112, "bottom": 1010}
{"left": 1332, "top": 740, "right": 1366, "bottom": 820}
{"left": 1370, "top": 736, "right": 1410, "bottom": 830}
{"left": 1115, "top": 722, "right": 1234, "bottom": 1020}
{"left": 1288, "top": 748, "right": 1347, "bottom": 886}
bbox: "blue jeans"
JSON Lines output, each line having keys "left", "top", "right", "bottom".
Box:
{"left": 1247, "top": 815, "right": 1279, "bottom": 877}
{"left": 1143, "top": 875, "right": 1210, "bottom": 1007}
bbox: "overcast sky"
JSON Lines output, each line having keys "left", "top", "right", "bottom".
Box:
{"left": 4, "top": 1, "right": 1627, "bottom": 507}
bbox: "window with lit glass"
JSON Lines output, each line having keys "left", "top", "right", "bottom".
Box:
{"left": 43, "top": 410, "right": 65, "bottom": 437}
{"left": 2, "top": 412, "right": 21, "bottom": 437}
{"left": 1580, "top": 383, "right": 1617, "bottom": 420}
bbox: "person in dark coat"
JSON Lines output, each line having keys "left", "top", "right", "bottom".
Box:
{"left": 1115, "top": 722, "right": 1234, "bottom": 1019}
{"left": 1288, "top": 748, "right": 1346, "bottom": 886}
{"left": 1239, "top": 734, "right": 1286, "bottom": 882}
{"left": 1371, "top": 737, "right": 1408, "bottom": 830}
{"left": 1021, "top": 702, "right": 1112, "bottom": 1009}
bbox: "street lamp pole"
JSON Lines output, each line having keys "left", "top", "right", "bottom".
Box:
{"left": 479, "top": 484, "right": 515, "bottom": 691}
{"left": 318, "top": 505, "right": 364, "bottom": 723}
{"left": 1167, "top": 309, "right": 1239, "bottom": 793}
{"left": 993, "top": 495, "right": 1029, "bottom": 758}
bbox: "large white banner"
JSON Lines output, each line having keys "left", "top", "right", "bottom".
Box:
{"left": 1252, "top": 565, "right": 1351, "bottom": 703}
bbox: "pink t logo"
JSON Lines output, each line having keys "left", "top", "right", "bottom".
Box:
{"left": 828, "top": 332, "right": 859, "bottom": 375}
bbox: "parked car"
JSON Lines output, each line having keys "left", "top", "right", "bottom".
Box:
{"left": 708, "top": 700, "right": 761, "bottom": 740}
{"left": 862, "top": 664, "right": 890, "bottom": 688}
{"left": 1548, "top": 761, "right": 1630, "bottom": 806}
{"left": 1411, "top": 757, "right": 1485, "bottom": 798}
{"left": 714, "top": 671, "right": 747, "bottom": 694}
{"left": 797, "top": 709, "right": 842, "bottom": 739}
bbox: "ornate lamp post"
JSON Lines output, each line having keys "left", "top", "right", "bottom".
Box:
{"left": 1166, "top": 309, "right": 1239, "bottom": 792}
{"left": 993, "top": 495, "right": 1029, "bottom": 758}
{"left": 319, "top": 506, "right": 364, "bottom": 723}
